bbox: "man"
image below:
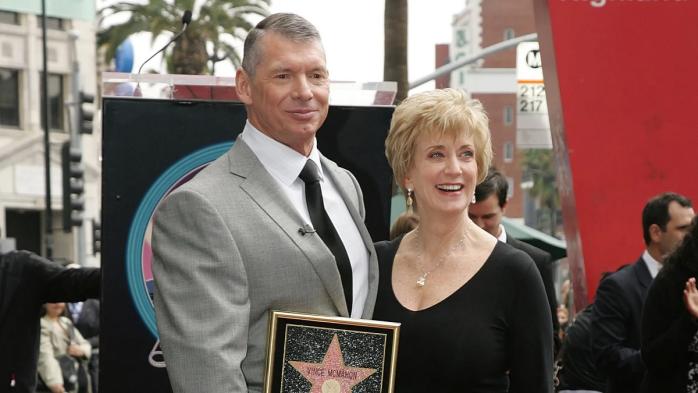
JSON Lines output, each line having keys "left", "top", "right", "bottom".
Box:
{"left": 152, "top": 13, "right": 378, "bottom": 393}
{"left": 0, "top": 251, "right": 100, "bottom": 393}
{"left": 469, "top": 168, "right": 560, "bottom": 354}
{"left": 66, "top": 263, "right": 100, "bottom": 393}
{"left": 67, "top": 296, "right": 100, "bottom": 392}
{"left": 591, "top": 192, "right": 694, "bottom": 393}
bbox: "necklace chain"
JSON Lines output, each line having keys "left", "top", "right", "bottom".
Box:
{"left": 414, "top": 227, "right": 466, "bottom": 287}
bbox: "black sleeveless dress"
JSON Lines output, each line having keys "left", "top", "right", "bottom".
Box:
{"left": 372, "top": 236, "right": 553, "bottom": 393}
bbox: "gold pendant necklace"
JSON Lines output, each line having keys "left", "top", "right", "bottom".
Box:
{"left": 414, "top": 228, "right": 466, "bottom": 287}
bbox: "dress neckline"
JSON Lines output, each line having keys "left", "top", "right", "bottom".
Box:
{"left": 388, "top": 237, "right": 502, "bottom": 313}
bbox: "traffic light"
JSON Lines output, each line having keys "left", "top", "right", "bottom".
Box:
{"left": 62, "top": 141, "right": 84, "bottom": 231}
{"left": 78, "top": 91, "right": 94, "bottom": 134}
{"left": 92, "top": 219, "right": 101, "bottom": 255}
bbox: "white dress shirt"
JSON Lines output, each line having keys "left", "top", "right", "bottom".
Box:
{"left": 240, "top": 121, "right": 369, "bottom": 318}
{"left": 642, "top": 249, "right": 662, "bottom": 278}
{"left": 497, "top": 224, "right": 508, "bottom": 243}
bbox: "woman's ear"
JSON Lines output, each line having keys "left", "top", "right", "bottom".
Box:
{"left": 403, "top": 174, "right": 412, "bottom": 191}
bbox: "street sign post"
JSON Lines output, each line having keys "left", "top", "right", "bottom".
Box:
{"left": 516, "top": 42, "right": 552, "bottom": 149}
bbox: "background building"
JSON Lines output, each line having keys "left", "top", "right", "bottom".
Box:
{"left": 449, "top": 0, "right": 538, "bottom": 221}
{"left": 0, "top": 1, "right": 100, "bottom": 265}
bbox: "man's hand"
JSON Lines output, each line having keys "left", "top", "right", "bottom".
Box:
{"left": 48, "top": 383, "right": 65, "bottom": 393}
{"left": 683, "top": 277, "right": 698, "bottom": 319}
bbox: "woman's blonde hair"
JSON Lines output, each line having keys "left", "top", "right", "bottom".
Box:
{"left": 385, "top": 88, "right": 492, "bottom": 197}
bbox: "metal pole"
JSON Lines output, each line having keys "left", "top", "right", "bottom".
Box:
{"left": 41, "top": 0, "right": 53, "bottom": 259}
{"left": 68, "top": 31, "right": 86, "bottom": 266}
{"left": 409, "top": 33, "right": 539, "bottom": 90}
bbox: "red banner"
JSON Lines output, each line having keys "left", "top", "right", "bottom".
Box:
{"left": 534, "top": 0, "right": 698, "bottom": 307}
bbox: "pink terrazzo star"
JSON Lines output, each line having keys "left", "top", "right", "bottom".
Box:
{"left": 289, "top": 334, "right": 377, "bottom": 393}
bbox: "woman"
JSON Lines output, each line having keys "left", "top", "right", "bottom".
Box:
{"left": 641, "top": 216, "right": 698, "bottom": 393}
{"left": 373, "top": 88, "right": 553, "bottom": 392}
{"left": 37, "top": 302, "right": 92, "bottom": 393}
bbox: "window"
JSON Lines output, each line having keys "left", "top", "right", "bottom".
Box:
{"left": 0, "top": 68, "right": 20, "bottom": 127}
{"left": 40, "top": 73, "right": 65, "bottom": 131}
{"left": 506, "top": 177, "right": 514, "bottom": 198}
{"left": 504, "top": 142, "right": 514, "bottom": 163}
{"left": 503, "top": 105, "right": 514, "bottom": 125}
{"left": 37, "top": 16, "right": 64, "bottom": 30}
{"left": 0, "top": 11, "right": 20, "bottom": 25}
{"left": 503, "top": 28, "right": 515, "bottom": 41}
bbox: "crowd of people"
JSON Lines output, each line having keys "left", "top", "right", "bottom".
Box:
{"left": 0, "top": 252, "right": 99, "bottom": 393}
{"left": 2, "top": 11, "right": 697, "bottom": 393}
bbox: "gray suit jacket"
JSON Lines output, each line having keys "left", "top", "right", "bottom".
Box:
{"left": 152, "top": 138, "right": 379, "bottom": 393}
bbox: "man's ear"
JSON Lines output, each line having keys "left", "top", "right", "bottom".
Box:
{"left": 649, "top": 223, "right": 664, "bottom": 243}
{"left": 235, "top": 68, "right": 253, "bottom": 105}
{"left": 501, "top": 200, "right": 508, "bottom": 213}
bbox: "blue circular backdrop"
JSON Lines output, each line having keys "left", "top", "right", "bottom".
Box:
{"left": 125, "top": 141, "right": 233, "bottom": 338}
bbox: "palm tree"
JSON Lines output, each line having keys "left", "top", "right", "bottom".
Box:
{"left": 384, "top": 0, "right": 408, "bottom": 103}
{"left": 98, "top": 0, "right": 270, "bottom": 75}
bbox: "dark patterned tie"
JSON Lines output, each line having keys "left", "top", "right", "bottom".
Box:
{"left": 299, "top": 160, "right": 353, "bottom": 314}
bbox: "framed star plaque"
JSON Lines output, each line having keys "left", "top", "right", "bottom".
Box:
{"left": 263, "top": 311, "right": 400, "bottom": 393}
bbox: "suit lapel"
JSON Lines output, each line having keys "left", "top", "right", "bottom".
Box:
{"left": 229, "top": 140, "right": 348, "bottom": 316}
{"left": 634, "top": 256, "right": 653, "bottom": 289}
{"left": 320, "top": 155, "right": 378, "bottom": 319}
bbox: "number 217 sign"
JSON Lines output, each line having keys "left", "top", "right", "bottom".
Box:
{"left": 516, "top": 42, "right": 552, "bottom": 149}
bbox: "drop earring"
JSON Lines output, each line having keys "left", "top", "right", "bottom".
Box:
{"left": 406, "top": 188, "right": 414, "bottom": 213}
{"left": 471, "top": 193, "right": 476, "bottom": 204}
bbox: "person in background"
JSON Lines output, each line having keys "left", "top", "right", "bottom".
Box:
{"left": 641, "top": 216, "right": 698, "bottom": 392}
{"left": 37, "top": 303, "right": 92, "bottom": 393}
{"left": 556, "top": 274, "right": 612, "bottom": 393}
{"left": 591, "top": 192, "right": 694, "bottom": 393}
{"left": 469, "top": 167, "right": 561, "bottom": 354}
{"left": 64, "top": 266, "right": 100, "bottom": 393}
{"left": 389, "top": 210, "right": 419, "bottom": 240}
{"left": 152, "top": 13, "right": 378, "bottom": 393}
{"left": 374, "top": 88, "right": 552, "bottom": 392}
{"left": 0, "top": 251, "right": 100, "bottom": 393}
{"left": 558, "top": 279, "right": 572, "bottom": 339}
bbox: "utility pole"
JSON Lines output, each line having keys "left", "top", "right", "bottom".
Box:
{"left": 409, "top": 33, "right": 538, "bottom": 90}
{"left": 41, "top": 0, "right": 53, "bottom": 259}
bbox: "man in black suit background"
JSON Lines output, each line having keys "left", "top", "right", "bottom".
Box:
{"left": 0, "top": 251, "right": 100, "bottom": 393}
{"left": 469, "top": 167, "right": 561, "bottom": 354}
{"left": 66, "top": 265, "right": 100, "bottom": 393}
{"left": 591, "top": 192, "right": 694, "bottom": 393}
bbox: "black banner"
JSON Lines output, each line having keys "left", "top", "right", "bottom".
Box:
{"left": 101, "top": 97, "right": 393, "bottom": 393}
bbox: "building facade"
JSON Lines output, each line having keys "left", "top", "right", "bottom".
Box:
{"left": 0, "top": 4, "right": 100, "bottom": 266}
{"left": 449, "top": 0, "right": 538, "bottom": 219}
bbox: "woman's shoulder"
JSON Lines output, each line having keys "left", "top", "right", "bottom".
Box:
{"left": 40, "top": 316, "right": 51, "bottom": 328}
{"left": 374, "top": 235, "right": 405, "bottom": 262}
{"left": 491, "top": 241, "right": 537, "bottom": 271}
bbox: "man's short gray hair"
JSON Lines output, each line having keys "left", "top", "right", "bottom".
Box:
{"left": 241, "top": 13, "right": 323, "bottom": 76}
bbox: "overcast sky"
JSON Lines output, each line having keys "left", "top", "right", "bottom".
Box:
{"left": 100, "top": 0, "right": 466, "bottom": 92}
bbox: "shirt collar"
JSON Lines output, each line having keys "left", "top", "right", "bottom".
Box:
{"left": 497, "top": 224, "right": 507, "bottom": 242}
{"left": 642, "top": 249, "right": 662, "bottom": 278}
{"left": 240, "top": 120, "right": 323, "bottom": 185}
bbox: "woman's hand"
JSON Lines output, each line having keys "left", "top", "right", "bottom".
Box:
{"left": 48, "top": 383, "right": 65, "bottom": 393}
{"left": 67, "top": 343, "right": 85, "bottom": 358}
{"left": 683, "top": 277, "right": 698, "bottom": 319}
